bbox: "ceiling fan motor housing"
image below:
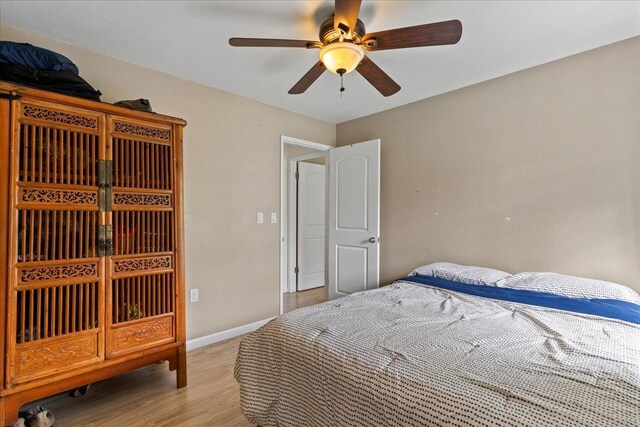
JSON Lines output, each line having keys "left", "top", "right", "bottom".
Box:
{"left": 320, "top": 16, "right": 366, "bottom": 44}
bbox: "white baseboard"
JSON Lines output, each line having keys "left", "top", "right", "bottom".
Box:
{"left": 186, "top": 317, "right": 275, "bottom": 351}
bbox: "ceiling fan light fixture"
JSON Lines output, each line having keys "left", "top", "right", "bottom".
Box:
{"left": 319, "top": 42, "right": 364, "bottom": 75}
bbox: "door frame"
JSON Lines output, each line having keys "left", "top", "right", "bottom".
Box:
{"left": 280, "top": 136, "right": 332, "bottom": 315}
{"left": 288, "top": 153, "right": 328, "bottom": 294}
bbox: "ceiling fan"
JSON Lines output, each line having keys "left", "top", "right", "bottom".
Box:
{"left": 229, "top": 0, "right": 462, "bottom": 97}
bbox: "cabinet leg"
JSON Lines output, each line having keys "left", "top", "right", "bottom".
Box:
{"left": 0, "top": 396, "right": 21, "bottom": 426}
{"left": 176, "top": 344, "right": 187, "bottom": 389}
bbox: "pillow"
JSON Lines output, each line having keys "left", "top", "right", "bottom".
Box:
{"left": 497, "top": 272, "right": 640, "bottom": 304}
{"left": 410, "top": 262, "right": 511, "bottom": 286}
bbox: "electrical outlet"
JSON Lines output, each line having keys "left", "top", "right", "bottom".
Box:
{"left": 257, "top": 212, "right": 264, "bottom": 223}
{"left": 271, "top": 212, "right": 277, "bottom": 224}
{"left": 190, "top": 289, "right": 199, "bottom": 303}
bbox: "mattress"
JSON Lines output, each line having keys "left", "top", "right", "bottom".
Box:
{"left": 235, "top": 281, "right": 640, "bottom": 426}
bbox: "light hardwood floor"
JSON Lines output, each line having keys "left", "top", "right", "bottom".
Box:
{"left": 283, "top": 286, "right": 326, "bottom": 313}
{"left": 28, "top": 287, "right": 327, "bottom": 426}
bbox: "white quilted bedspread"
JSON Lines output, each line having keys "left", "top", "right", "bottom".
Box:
{"left": 235, "top": 282, "right": 640, "bottom": 426}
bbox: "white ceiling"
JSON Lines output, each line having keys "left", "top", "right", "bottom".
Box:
{"left": 1, "top": 1, "right": 639, "bottom": 123}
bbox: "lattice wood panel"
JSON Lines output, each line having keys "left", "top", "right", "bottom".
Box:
{"left": 8, "top": 101, "right": 105, "bottom": 383}
{"left": 16, "top": 282, "right": 99, "bottom": 344}
{"left": 18, "top": 123, "right": 99, "bottom": 186}
{"left": 112, "top": 137, "right": 172, "bottom": 190}
{"left": 107, "top": 117, "right": 176, "bottom": 356}
{"left": 112, "top": 211, "right": 173, "bottom": 255}
{"left": 112, "top": 273, "right": 174, "bottom": 323}
{"left": 17, "top": 210, "right": 98, "bottom": 262}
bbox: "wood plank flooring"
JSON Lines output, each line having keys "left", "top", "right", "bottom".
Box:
{"left": 283, "top": 286, "right": 326, "bottom": 313}
{"left": 28, "top": 288, "right": 327, "bottom": 426}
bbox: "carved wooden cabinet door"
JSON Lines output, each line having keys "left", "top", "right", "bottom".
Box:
{"left": 8, "top": 99, "right": 106, "bottom": 384}
{"left": 106, "top": 116, "right": 177, "bottom": 357}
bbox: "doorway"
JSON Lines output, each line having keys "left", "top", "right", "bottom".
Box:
{"left": 280, "top": 136, "right": 331, "bottom": 314}
{"left": 279, "top": 136, "right": 381, "bottom": 314}
{"left": 295, "top": 159, "right": 326, "bottom": 291}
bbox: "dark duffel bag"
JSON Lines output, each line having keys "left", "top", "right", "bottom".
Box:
{"left": 0, "top": 63, "right": 101, "bottom": 100}
{"left": 0, "top": 41, "right": 80, "bottom": 75}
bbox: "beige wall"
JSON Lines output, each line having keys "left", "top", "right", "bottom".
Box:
{"left": 0, "top": 24, "right": 336, "bottom": 340}
{"left": 337, "top": 37, "right": 640, "bottom": 292}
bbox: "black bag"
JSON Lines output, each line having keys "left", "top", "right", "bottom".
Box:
{"left": 0, "top": 63, "right": 101, "bottom": 100}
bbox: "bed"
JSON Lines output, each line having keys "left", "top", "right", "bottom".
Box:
{"left": 235, "top": 263, "right": 640, "bottom": 426}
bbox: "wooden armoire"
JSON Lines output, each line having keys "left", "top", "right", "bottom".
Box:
{"left": 0, "top": 82, "right": 187, "bottom": 425}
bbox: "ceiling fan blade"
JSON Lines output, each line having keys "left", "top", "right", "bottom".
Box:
{"left": 289, "top": 61, "right": 326, "bottom": 94}
{"left": 361, "top": 19, "right": 462, "bottom": 51}
{"left": 356, "top": 55, "right": 401, "bottom": 97}
{"left": 334, "top": 0, "right": 362, "bottom": 37}
{"left": 229, "top": 38, "right": 320, "bottom": 48}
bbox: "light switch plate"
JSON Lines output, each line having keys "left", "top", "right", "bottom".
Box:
{"left": 257, "top": 212, "right": 264, "bottom": 223}
{"left": 190, "top": 289, "right": 199, "bottom": 303}
{"left": 271, "top": 212, "right": 277, "bottom": 223}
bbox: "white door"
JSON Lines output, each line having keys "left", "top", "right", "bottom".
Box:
{"left": 328, "top": 139, "right": 380, "bottom": 300}
{"left": 297, "top": 162, "right": 326, "bottom": 291}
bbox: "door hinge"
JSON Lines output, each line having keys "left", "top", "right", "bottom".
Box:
{"left": 294, "top": 266, "right": 299, "bottom": 274}
{"left": 98, "top": 159, "right": 113, "bottom": 212}
{"left": 295, "top": 172, "right": 299, "bottom": 180}
{"left": 98, "top": 224, "right": 113, "bottom": 257}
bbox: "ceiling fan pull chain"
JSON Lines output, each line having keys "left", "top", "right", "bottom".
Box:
{"left": 339, "top": 70, "right": 345, "bottom": 97}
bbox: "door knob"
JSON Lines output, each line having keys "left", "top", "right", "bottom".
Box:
{"left": 368, "top": 237, "right": 377, "bottom": 243}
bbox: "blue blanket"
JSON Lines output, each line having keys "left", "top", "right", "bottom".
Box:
{"left": 400, "top": 275, "right": 640, "bottom": 325}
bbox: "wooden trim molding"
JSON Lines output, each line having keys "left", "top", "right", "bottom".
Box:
{"left": 0, "top": 93, "right": 12, "bottom": 392}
